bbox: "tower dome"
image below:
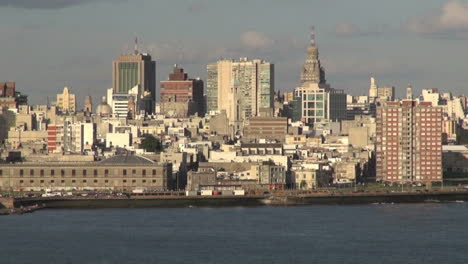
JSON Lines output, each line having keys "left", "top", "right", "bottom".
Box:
{"left": 96, "top": 96, "right": 112, "bottom": 117}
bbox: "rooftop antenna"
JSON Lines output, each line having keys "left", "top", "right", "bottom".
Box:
{"left": 178, "top": 45, "right": 184, "bottom": 66}
{"left": 310, "top": 25, "right": 316, "bottom": 46}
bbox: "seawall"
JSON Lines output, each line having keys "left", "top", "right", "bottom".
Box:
{"left": 15, "top": 191, "right": 468, "bottom": 209}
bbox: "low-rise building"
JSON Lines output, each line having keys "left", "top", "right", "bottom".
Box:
{"left": 0, "top": 155, "right": 172, "bottom": 192}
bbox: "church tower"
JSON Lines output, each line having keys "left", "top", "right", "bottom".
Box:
{"left": 406, "top": 84, "right": 413, "bottom": 100}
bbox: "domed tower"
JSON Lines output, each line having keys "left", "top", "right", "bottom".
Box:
{"left": 84, "top": 95, "right": 93, "bottom": 116}
{"left": 300, "top": 26, "right": 326, "bottom": 86}
{"left": 96, "top": 96, "right": 112, "bottom": 117}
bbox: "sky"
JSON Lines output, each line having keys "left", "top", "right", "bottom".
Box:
{"left": 0, "top": 0, "right": 467, "bottom": 108}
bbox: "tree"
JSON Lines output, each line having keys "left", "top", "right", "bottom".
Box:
{"left": 300, "top": 180, "right": 307, "bottom": 190}
{"left": 140, "top": 135, "right": 163, "bottom": 153}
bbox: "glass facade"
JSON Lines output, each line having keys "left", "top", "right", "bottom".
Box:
{"left": 117, "top": 62, "right": 139, "bottom": 94}
{"left": 205, "top": 59, "right": 273, "bottom": 120}
{"left": 298, "top": 89, "right": 327, "bottom": 125}
{"left": 206, "top": 63, "right": 218, "bottom": 113}
{"left": 259, "top": 63, "right": 273, "bottom": 110}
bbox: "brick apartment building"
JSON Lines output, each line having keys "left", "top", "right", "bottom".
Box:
{"left": 376, "top": 100, "right": 443, "bottom": 183}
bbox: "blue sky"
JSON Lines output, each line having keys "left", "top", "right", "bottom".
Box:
{"left": 0, "top": 0, "right": 467, "bottom": 107}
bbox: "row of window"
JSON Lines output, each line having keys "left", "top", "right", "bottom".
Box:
{"left": 4, "top": 169, "right": 158, "bottom": 177}
{"left": 18, "top": 179, "right": 158, "bottom": 184}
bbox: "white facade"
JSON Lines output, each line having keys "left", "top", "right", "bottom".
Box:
{"left": 106, "top": 132, "right": 132, "bottom": 148}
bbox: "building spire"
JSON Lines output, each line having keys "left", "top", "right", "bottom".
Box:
{"left": 134, "top": 37, "right": 138, "bottom": 55}
{"left": 310, "top": 25, "right": 316, "bottom": 46}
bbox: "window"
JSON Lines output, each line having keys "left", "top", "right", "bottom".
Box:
{"left": 40, "top": 170, "right": 44, "bottom": 176}
{"left": 20, "top": 180, "right": 24, "bottom": 183}
{"left": 83, "top": 180, "right": 87, "bottom": 183}
{"left": 51, "top": 180, "right": 54, "bottom": 183}
{"left": 0, "top": 170, "right": 3, "bottom": 176}
{"left": 123, "top": 169, "right": 127, "bottom": 176}
{"left": 152, "top": 170, "right": 156, "bottom": 175}
{"left": 94, "top": 180, "right": 98, "bottom": 183}
{"left": 152, "top": 180, "right": 156, "bottom": 183}
{"left": 20, "top": 169, "right": 24, "bottom": 176}
{"left": 83, "top": 170, "right": 87, "bottom": 176}
{"left": 105, "top": 180, "right": 108, "bottom": 183}
{"left": 94, "top": 169, "right": 98, "bottom": 176}
{"left": 104, "top": 169, "right": 109, "bottom": 175}
{"left": 123, "top": 180, "right": 127, "bottom": 183}
{"left": 132, "top": 169, "right": 136, "bottom": 174}
{"left": 40, "top": 180, "right": 44, "bottom": 183}
{"left": 61, "top": 170, "right": 65, "bottom": 176}
{"left": 61, "top": 180, "right": 65, "bottom": 183}
{"left": 51, "top": 170, "right": 55, "bottom": 176}
{"left": 142, "top": 170, "right": 146, "bottom": 176}
{"left": 72, "top": 180, "right": 76, "bottom": 183}
{"left": 142, "top": 180, "right": 146, "bottom": 183}
{"left": 30, "top": 180, "right": 34, "bottom": 183}
{"left": 30, "top": 169, "right": 34, "bottom": 176}
{"left": 132, "top": 180, "right": 136, "bottom": 183}
{"left": 72, "top": 170, "right": 76, "bottom": 176}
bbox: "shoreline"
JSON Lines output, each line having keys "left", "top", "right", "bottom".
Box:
{"left": 8, "top": 190, "right": 468, "bottom": 211}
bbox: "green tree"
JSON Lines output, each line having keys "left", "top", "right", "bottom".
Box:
{"left": 300, "top": 180, "right": 307, "bottom": 190}
{"left": 140, "top": 135, "right": 163, "bottom": 153}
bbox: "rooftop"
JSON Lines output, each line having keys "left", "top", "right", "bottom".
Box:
{"left": 100, "top": 155, "right": 155, "bottom": 165}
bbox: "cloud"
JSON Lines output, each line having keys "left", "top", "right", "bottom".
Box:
{"left": 334, "top": 23, "right": 389, "bottom": 37}
{"left": 0, "top": 0, "right": 114, "bottom": 9}
{"left": 240, "top": 31, "right": 274, "bottom": 49}
{"left": 405, "top": 0, "right": 468, "bottom": 37}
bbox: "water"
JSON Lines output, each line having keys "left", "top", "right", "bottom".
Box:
{"left": 1, "top": 203, "right": 467, "bottom": 264}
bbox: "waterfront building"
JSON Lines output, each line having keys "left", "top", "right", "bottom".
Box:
{"left": 0, "top": 155, "right": 173, "bottom": 192}
{"left": 160, "top": 65, "right": 204, "bottom": 117}
{"left": 376, "top": 100, "right": 443, "bottom": 183}
{"left": 112, "top": 40, "right": 156, "bottom": 110}
{"left": 206, "top": 57, "right": 274, "bottom": 131}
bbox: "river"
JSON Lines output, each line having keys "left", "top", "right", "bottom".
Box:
{"left": 0, "top": 203, "right": 467, "bottom": 263}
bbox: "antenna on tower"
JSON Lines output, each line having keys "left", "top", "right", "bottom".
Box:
{"left": 310, "top": 25, "right": 316, "bottom": 46}
{"left": 178, "top": 45, "right": 184, "bottom": 66}
{"left": 134, "top": 37, "right": 138, "bottom": 54}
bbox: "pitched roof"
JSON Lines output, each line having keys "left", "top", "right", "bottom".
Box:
{"left": 100, "top": 155, "right": 155, "bottom": 165}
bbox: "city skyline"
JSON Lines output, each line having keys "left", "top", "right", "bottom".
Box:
{"left": 1, "top": 0, "right": 468, "bottom": 107}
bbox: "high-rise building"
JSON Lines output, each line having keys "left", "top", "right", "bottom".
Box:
{"left": 56, "top": 87, "right": 76, "bottom": 113}
{"left": 160, "top": 65, "right": 204, "bottom": 117}
{"left": 294, "top": 29, "right": 346, "bottom": 126}
{"left": 376, "top": 100, "right": 443, "bottom": 183}
{"left": 206, "top": 58, "right": 274, "bottom": 130}
{"left": 112, "top": 39, "right": 156, "bottom": 108}
{"left": 369, "top": 77, "right": 378, "bottom": 99}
